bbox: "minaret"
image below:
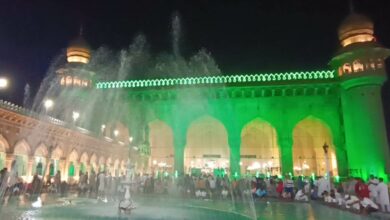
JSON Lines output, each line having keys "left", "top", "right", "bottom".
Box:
{"left": 329, "top": 11, "right": 390, "bottom": 180}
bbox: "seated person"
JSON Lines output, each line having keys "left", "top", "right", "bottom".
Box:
{"left": 360, "top": 197, "right": 379, "bottom": 215}
{"left": 221, "top": 188, "right": 229, "bottom": 199}
{"left": 345, "top": 194, "right": 360, "bottom": 211}
{"left": 295, "top": 189, "right": 308, "bottom": 202}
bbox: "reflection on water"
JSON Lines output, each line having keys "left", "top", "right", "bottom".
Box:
{"left": 2, "top": 196, "right": 377, "bottom": 220}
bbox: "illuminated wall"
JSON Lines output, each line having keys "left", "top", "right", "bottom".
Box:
{"left": 240, "top": 118, "right": 280, "bottom": 176}
{"left": 149, "top": 120, "right": 174, "bottom": 171}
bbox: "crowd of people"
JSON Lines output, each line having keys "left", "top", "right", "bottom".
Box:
{"left": 1, "top": 166, "right": 390, "bottom": 217}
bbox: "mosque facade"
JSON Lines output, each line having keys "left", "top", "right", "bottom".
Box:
{"left": 96, "top": 12, "right": 390, "bottom": 180}
{"left": 1, "top": 12, "right": 389, "bottom": 182}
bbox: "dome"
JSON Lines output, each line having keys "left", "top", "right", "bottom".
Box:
{"left": 338, "top": 13, "right": 375, "bottom": 47}
{"left": 66, "top": 35, "right": 91, "bottom": 64}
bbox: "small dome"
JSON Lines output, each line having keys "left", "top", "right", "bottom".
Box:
{"left": 338, "top": 13, "right": 375, "bottom": 47}
{"left": 66, "top": 35, "right": 91, "bottom": 64}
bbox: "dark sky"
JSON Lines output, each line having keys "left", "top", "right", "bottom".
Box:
{"left": 0, "top": 0, "right": 390, "bottom": 104}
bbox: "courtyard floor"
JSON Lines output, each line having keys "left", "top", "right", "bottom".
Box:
{"left": 0, "top": 193, "right": 388, "bottom": 220}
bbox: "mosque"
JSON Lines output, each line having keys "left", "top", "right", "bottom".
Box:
{"left": 1, "top": 11, "right": 390, "bottom": 182}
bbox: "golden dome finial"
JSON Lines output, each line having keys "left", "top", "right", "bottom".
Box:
{"left": 66, "top": 25, "right": 91, "bottom": 64}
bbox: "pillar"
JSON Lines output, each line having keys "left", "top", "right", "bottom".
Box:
{"left": 173, "top": 128, "right": 186, "bottom": 175}
{"left": 27, "top": 157, "right": 34, "bottom": 181}
{"left": 278, "top": 135, "right": 293, "bottom": 176}
{"left": 341, "top": 78, "right": 390, "bottom": 180}
{"left": 333, "top": 135, "right": 348, "bottom": 177}
{"left": 228, "top": 131, "right": 241, "bottom": 178}
{"left": 5, "top": 154, "right": 14, "bottom": 171}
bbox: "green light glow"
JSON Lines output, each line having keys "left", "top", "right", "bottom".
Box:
{"left": 95, "top": 70, "right": 335, "bottom": 89}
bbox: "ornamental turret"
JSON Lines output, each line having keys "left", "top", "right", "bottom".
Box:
{"left": 330, "top": 11, "right": 390, "bottom": 180}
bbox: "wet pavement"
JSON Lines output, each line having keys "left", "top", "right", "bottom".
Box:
{"left": 0, "top": 194, "right": 385, "bottom": 220}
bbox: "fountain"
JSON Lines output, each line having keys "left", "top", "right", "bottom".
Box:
{"left": 118, "top": 160, "right": 136, "bottom": 214}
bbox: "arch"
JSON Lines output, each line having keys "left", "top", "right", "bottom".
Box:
{"left": 67, "top": 149, "right": 79, "bottom": 178}
{"left": 342, "top": 63, "right": 352, "bottom": 74}
{"left": 98, "top": 156, "right": 106, "bottom": 172}
{"left": 292, "top": 116, "right": 338, "bottom": 176}
{"left": 51, "top": 146, "right": 63, "bottom": 160}
{"left": 352, "top": 60, "right": 364, "bottom": 72}
{"left": 34, "top": 143, "right": 48, "bottom": 157}
{"left": 33, "top": 143, "right": 48, "bottom": 176}
{"left": 14, "top": 139, "right": 31, "bottom": 155}
{"left": 79, "top": 152, "right": 89, "bottom": 174}
{"left": 0, "top": 134, "right": 10, "bottom": 152}
{"left": 185, "top": 115, "right": 229, "bottom": 175}
{"left": 80, "top": 152, "right": 89, "bottom": 163}
{"left": 68, "top": 149, "right": 79, "bottom": 162}
{"left": 240, "top": 118, "right": 280, "bottom": 176}
{"left": 149, "top": 119, "right": 174, "bottom": 172}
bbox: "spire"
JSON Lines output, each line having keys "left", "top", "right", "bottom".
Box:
{"left": 79, "top": 24, "right": 84, "bottom": 36}
{"left": 349, "top": 0, "right": 355, "bottom": 14}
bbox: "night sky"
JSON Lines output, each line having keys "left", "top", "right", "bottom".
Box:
{"left": 0, "top": 1, "right": 390, "bottom": 113}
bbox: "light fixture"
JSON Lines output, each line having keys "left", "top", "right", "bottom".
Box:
{"left": 44, "top": 99, "right": 54, "bottom": 111}
{"left": 113, "top": 129, "right": 119, "bottom": 137}
{"left": 0, "top": 77, "right": 8, "bottom": 89}
{"left": 72, "top": 111, "right": 80, "bottom": 122}
{"left": 129, "top": 136, "right": 133, "bottom": 143}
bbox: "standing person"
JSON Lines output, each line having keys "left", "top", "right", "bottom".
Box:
{"left": 284, "top": 176, "right": 294, "bottom": 199}
{"left": 97, "top": 171, "right": 106, "bottom": 200}
{"left": 376, "top": 177, "right": 390, "bottom": 213}
{"left": 317, "top": 176, "right": 330, "bottom": 198}
{"left": 89, "top": 170, "right": 96, "bottom": 197}
{"left": 54, "top": 171, "right": 61, "bottom": 194}
{"left": 368, "top": 175, "right": 379, "bottom": 202}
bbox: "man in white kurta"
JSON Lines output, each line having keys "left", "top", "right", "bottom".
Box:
{"left": 317, "top": 177, "right": 330, "bottom": 198}
{"left": 376, "top": 178, "right": 390, "bottom": 212}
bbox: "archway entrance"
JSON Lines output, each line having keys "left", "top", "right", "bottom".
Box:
{"left": 0, "top": 134, "right": 9, "bottom": 170}
{"left": 98, "top": 156, "right": 105, "bottom": 172}
{"left": 13, "top": 140, "right": 30, "bottom": 178}
{"left": 34, "top": 144, "right": 48, "bottom": 176}
{"left": 67, "top": 149, "right": 78, "bottom": 182}
{"left": 241, "top": 119, "right": 280, "bottom": 176}
{"left": 185, "top": 116, "right": 229, "bottom": 176}
{"left": 149, "top": 120, "right": 174, "bottom": 174}
{"left": 50, "top": 146, "right": 63, "bottom": 176}
{"left": 79, "top": 152, "right": 89, "bottom": 174}
{"left": 293, "top": 117, "right": 338, "bottom": 176}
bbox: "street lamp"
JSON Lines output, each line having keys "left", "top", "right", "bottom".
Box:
{"left": 44, "top": 99, "right": 54, "bottom": 112}
{"left": 72, "top": 111, "right": 80, "bottom": 122}
{"left": 0, "top": 77, "right": 8, "bottom": 89}
{"left": 114, "top": 129, "right": 119, "bottom": 137}
{"left": 323, "top": 142, "right": 331, "bottom": 188}
{"left": 129, "top": 136, "right": 133, "bottom": 143}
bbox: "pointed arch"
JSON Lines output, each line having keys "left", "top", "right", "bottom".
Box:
{"left": 240, "top": 118, "right": 280, "bottom": 175}
{"left": 14, "top": 139, "right": 31, "bottom": 155}
{"left": 34, "top": 143, "right": 48, "bottom": 157}
{"left": 80, "top": 152, "right": 89, "bottom": 164}
{"left": 0, "top": 134, "right": 10, "bottom": 152}
{"left": 51, "top": 146, "right": 63, "bottom": 160}
{"left": 68, "top": 149, "right": 79, "bottom": 162}
{"left": 293, "top": 116, "right": 338, "bottom": 176}
{"left": 185, "top": 115, "right": 229, "bottom": 174}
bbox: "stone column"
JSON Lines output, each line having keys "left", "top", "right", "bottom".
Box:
{"left": 27, "top": 157, "right": 34, "bottom": 181}
{"left": 5, "top": 154, "right": 14, "bottom": 171}
{"left": 278, "top": 135, "right": 293, "bottom": 176}
{"left": 333, "top": 136, "right": 348, "bottom": 177}
{"left": 173, "top": 126, "right": 186, "bottom": 175}
{"left": 228, "top": 132, "right": 241, "bottom": 178}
